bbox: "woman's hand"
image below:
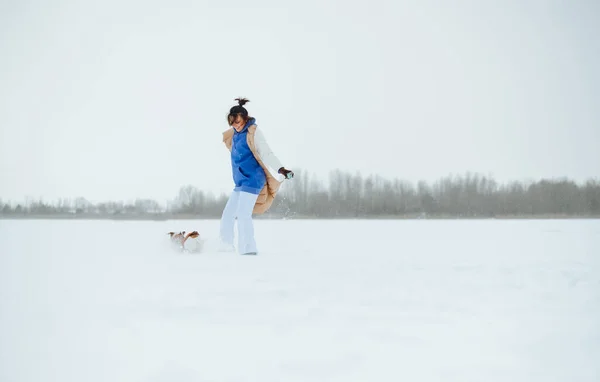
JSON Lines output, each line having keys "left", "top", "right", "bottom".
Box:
{"left": 278, "top": 167, "right": 294, "bottom": 179}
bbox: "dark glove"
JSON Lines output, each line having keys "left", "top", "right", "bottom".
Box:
{"left": 278, "top": 167, "right": 294, "bottom": 179}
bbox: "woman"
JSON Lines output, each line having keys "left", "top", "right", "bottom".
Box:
{"left": 220, "top": 98, "right": 294, "bottom": 255}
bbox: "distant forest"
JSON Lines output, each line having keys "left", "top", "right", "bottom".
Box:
{"left": 2, "top": 170, "right": 600, "bottom": 219}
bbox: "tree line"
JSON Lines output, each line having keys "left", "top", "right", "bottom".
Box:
{"left": 2, "top": 169, "right": 600, "bottom": 219}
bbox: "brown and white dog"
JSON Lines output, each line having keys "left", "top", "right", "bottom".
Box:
{"left": 167, "top": 231, "right": 203, "bottom": 252}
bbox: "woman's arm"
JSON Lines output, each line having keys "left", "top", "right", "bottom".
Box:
{"left": 254, "top": 128, "right": 284, "bottom": 174}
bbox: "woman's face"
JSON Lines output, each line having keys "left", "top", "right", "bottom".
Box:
{"left": 231, "top": 115, "right": 246, "bottom": 132}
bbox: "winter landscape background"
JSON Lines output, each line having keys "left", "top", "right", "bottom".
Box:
{"left": 2, "top": 0, "right": 600, "bottom": 381}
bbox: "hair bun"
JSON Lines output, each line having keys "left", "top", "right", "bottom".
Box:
{"left": 235, "top": 97, "right": 249, "bottom": 106}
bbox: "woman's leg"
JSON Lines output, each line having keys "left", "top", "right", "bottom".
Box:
{"left": 236, "top": 191, "right": 260, "bottom": 254}
{"left": 219, "top": 190, "right": 240, "bottom": 248}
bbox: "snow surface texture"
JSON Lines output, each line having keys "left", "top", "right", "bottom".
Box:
{"left": 1, "top": 219, "right": 599, "bottom": 382}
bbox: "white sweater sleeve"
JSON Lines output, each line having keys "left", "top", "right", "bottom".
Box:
{"left": 254, "top": 128, "right": 284, "bottom": 176}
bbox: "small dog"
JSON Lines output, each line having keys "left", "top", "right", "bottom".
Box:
{"left": 168, "top": 231, "right": 202, "bottom": 252}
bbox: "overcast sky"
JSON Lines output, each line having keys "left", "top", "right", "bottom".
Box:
{"left": 1, "top": 0, "right": 599, "bottom": 204}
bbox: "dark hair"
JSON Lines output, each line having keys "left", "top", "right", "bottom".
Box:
{"left": 227, "top": 97, "right": 251, "bottom": 125}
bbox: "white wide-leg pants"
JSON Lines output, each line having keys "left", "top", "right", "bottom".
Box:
{"left": 219, "top": 190, "right": 260, "bottom": 254}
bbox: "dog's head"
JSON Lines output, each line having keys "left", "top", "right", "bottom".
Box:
{"left": 168, "top": 231, "right": 186, "bottom": 240}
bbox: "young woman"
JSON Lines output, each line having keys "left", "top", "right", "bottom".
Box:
{"left": 220, "top": 98, "right": 294, "bottom": 255}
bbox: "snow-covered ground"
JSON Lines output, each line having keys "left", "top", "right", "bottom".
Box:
{"left": 1, "top": 218, "right": 598, "bottom": 382}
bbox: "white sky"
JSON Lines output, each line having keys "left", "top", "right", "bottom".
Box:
{"left": 1, "top": 0, "right": 599, "bottom": 204}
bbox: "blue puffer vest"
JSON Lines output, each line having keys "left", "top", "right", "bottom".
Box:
{"left": 231, "top": 118, "right": 266, "bottom": 194}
